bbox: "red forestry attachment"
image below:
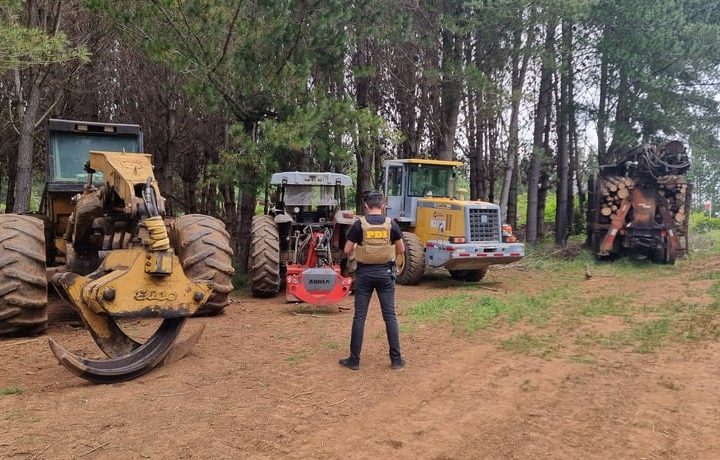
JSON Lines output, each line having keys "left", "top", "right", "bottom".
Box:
{"left": 285, "top": 230, "right": 352, "bottom": 305}
{"left": 286, "top": 265, "right": 352, "bottom": 305}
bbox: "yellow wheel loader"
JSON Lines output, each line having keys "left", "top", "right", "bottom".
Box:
{"left": 382, "top": 159, "right": 524, "bottom": 284}
{"left": 0, "top": 119, "right": 234, "bottom": 383}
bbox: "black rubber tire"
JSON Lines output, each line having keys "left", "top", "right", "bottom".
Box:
{"left": 663, "top": 238, "right": 676, "bottom": 265}
{"left": 0, "top": 214, "right": 48, "bottom": 337}
{"left": 172, "top": 214, "right": 235, "bottom": 316}
{"left": 396, "top": 232, "right": 425, "bottom": 285}
{"left": 249, "top": 215, "right": 281, "bottom": 297}
{"left": 463, "top": 268, "right": 488, "bottom": 282}
{"left": 449, "top": 268, "right": 488, "bottom": 282}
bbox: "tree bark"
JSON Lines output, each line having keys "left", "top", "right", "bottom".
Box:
{"left": 554, "top": 20, "right": 571, "bottom": 247}
{"left": 597, "top": 51, "right": 609, "bottom": 165}
{"left": 507, "top": 163, "right": 519, "bottom": 229}
{"left": 607, "top": 69, "right": 632, "bottom": 163}
{"left": 354, "top": 38, "right": 373, "bottom": 211}
{"left": 500, "top": 23, "right": 533, "bottom": 219}
{"left": 13, "top": 78, "right": 42, "bottom": 213}
{"left": 526, "top": 22, "right": 555, "bottom": 244}
{"left": 437, "top": 28, "right": 462, "bottom": 161}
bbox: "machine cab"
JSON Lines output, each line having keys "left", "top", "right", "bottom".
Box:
{"left": 383, "top": 159, "right": 462, "bottom": 225}
{"left": 45, "top": 119, "right": 143, "bottom": 238}
{"left": 268, "top": 171, "right": 352, "bottom": 226}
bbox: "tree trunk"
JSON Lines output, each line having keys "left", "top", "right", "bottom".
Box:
{"left": 538, "top": 171, "right": 550, "bottom": 239}
{"left": 437, "top": 29, "right": 462, "bottom": 161}
{"left": 236, "top": 189, "right": 256, "bottom": 272}
{"left": 607, "top": 69, "right": 632, "bottom": 163}
{"left": 597, "top": 51, "right": 609, "bottom": 165}
{"left": 469, "top": 101, "right": 485, "bottom": 201}
{"left": 554, "top": 21, "right": 571, "bottom": 247}
{"left": 354, "top": 38, "right": 373, "bottom": 211}
{"left": 500, "top": 23, "right": 533, "bottom": 219}
{"left": 568, "top": 48, "right": 581, "bottom": 235}
{"left": 487, "top": 121, "right": 498, "bottom": 203}
{"left": 507, "top": 163, "right": 518, "bottom": 229}
{"left": 13, "top": 80, "right": 42, "bottom": 213}
{"left": 527, "top": 22, "right": 555, "bottom": 244}
{"left": 158, "top": 89, "right": 176, "bottom": 215}
{"left": 4, "top": 147, "right": 18, "bottom": 212}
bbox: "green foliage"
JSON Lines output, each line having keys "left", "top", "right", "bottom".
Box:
{"left": 590, "top": 0, "right": 720, "bottom": 155}
{"left": 90, "top": 0, "right": 398, "bottom": 193}
{"left": 689, "top": 212, "right": 720, "bottom": 233}
{"left": 515, "top": 192, "right": 570, "bottom": 229}
{"left": 0, "top": 1, "right": 88, "bottom": 71}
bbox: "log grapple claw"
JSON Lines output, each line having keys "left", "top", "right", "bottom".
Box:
{"left": 48, "top": 318, "right": 188, "bottom": 384}
{"left": 49, "top": 247, "right": 212, "bottom": 384}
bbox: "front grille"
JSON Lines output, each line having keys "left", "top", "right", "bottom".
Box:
{"left": 468, "top": 208, "right": 500, "bottom": 242}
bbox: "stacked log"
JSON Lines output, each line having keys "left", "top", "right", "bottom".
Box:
{"left": 598, "top": 176, "right": 635, "bottom": 222}
{"left": 657, "top": 175, "right": 689, "bottom": 227}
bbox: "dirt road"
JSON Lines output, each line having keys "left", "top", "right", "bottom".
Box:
{"left": 1, "top": 254, "right": 719, "bottom": 459}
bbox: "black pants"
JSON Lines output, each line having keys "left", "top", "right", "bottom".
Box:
{"left": 349, "top": 266, "right": 402, "bottom": 363}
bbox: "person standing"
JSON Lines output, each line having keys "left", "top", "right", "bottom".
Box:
{"left": 339, "top": 191, "right": 405, "bottom": 370}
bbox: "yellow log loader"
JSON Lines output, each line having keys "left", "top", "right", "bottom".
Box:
{"left": 0, "top": 119, "right": 234, "bottom": 383}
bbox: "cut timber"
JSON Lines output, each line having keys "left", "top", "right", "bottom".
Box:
{"left": 600, "top": 206, "right": 612, "bottom": 217}
{"left": 617, "top": 188, "right": 629, "bottom": 199}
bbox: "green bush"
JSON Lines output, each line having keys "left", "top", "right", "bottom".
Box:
{"left": 689, "top": 212, "right": 720, "bottom": 233}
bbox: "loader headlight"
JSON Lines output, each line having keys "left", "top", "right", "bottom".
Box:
{"left": 293, "top": 207, "right": 300, "bottom": 213}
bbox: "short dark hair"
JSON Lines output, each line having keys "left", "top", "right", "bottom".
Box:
{"left": 362, "top": 190, "right": 385, "bottom": 209}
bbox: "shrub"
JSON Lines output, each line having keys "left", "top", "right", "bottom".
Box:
{"left": 689, "top": 212, "right": 720, "bottom": 233}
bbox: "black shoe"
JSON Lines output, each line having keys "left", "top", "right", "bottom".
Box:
{"left": 338, "top": 358, "right": 359, "bottom": 370}
{"left": 391, "top": 358, "right": 405, "bottom": 370}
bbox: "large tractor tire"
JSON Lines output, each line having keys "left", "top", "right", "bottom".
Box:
{"left": 396, "top": 232, "right": 425, "bottom": 285}
{"left": 173, "top": 214, "right": 235, "bottom": 316}
{"left": 0, "top": 214, "right": 48, "bottom": 337}
{"left": 250, "top": 215, "right": 281, "bottom": 297}
{"left": 654, "top": 236, "right": 676, "bottom": 265}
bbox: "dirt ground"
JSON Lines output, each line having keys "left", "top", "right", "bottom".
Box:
{"left": 1, "top": 254, "right": 720, "bottom": 459}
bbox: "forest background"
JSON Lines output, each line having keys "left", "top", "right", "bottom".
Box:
{"left": 2, "top": 0, "right": 720, "bottom": 273}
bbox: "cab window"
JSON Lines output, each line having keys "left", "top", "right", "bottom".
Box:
{"left": 408, "top": 165, "right": 451, "bottom": 197}
{"left": 387, "top": 166, "right": 403, "bottom": 196}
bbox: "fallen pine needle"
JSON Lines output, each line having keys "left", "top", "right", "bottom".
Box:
{"left": 79, "top": 441, "right": 110, "bottom": 457}
{"left": 291, "top": 312, "right": 326, "bottom": 318}
{"left": 328, "top": 398, "right": 347, "bottom": 407}
{"left": 156, "top": 390, "right": 193, "bottom": 397}
{"left": 30, "top": 445, "right": 50, "bottom": 459}
{"left": 291, "top": 388, "right": 316, "bottom": 399}
{"left": 2, "top": 338, "right": 40, "bottom": 347}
